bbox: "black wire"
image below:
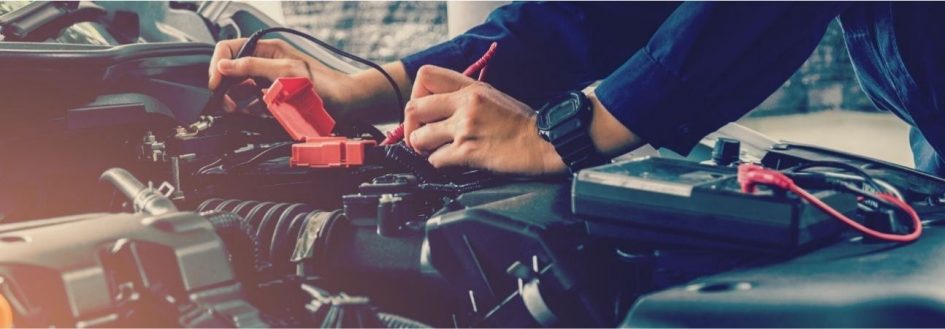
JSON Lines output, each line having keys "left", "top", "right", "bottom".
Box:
{"left": 832, "top": 180, "right": 900, "bottom": 210}
{"left": 788, "top": 163, "right": 920, "bottom": 231}
{"left": 196, "top": 143, "right": 292, "bottom": 175}
{"left": 240, "top": 27, "right": 405, "bottom": 122}
{"left": 339, "top": 120, "right": 386, "bottom": 142}
{"left": 787, "top": 167, "right": 916, "bottom": 224}
{"left": 788, "top": 161, "right": 885, "bottom": 193}
{"left": 226, "top": 142, "right": 292, "bottom": 172}
{"left": 195, "top": 157, "right": 224, "bottom": 175}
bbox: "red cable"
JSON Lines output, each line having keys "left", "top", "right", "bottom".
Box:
{"left": 738, "top": 164, "right": 922, "bottom": 243}
{"left": 463, "top": 41, "right": 499, "bottom": 79}
{"left": 381, "top": 42, "right": 499, "bottom": 146}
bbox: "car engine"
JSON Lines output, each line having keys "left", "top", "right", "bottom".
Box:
{"left": 5, "top": 2, "right": 945, "bottom": 328}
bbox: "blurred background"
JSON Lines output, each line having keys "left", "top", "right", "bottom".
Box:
{"left": 276, "top": 1, "right": 912, "bottom": 167}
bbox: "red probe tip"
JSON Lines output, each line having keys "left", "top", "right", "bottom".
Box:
{"left": 380, "top": 124, "right": 405, "bottom": 146}
{"left": 463, "top": 42, "right": 499, "bottom": 77}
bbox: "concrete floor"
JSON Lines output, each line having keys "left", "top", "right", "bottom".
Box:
{"left": 738, "top": 111, "right": 915, "bottom": 168}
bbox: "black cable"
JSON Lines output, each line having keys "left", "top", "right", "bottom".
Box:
{"left": 833, "top": 180, "right": 900, "bottom": 210}
{"left": 787, "top": 170, "right": 898, "bottom": 210}
{"left": 793, "top": 169, "right": 918, "bottom": 220}
{"left": 197, "top": 142, "right": 292, "bottom": 175}
{"left": 205, "top": 27, "right": 405, "bottom": 123}
{"left": 227, "top": 142, "right": 292, "bottom": 172}
{"left": 788, "top": 170, "right": 922, "bottom": 235}
{"left": 335, "top": 120, "right": 386, "bottom": 143}
{"left": 788, "top": 161, "right": 885, "bottom": 193}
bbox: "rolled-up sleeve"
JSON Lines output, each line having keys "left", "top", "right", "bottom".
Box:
{"left": 402, "top": 2, "right": 680, "bottom": 107}
{"left": 596, "top": 2, "right": 849, "bottom": 153}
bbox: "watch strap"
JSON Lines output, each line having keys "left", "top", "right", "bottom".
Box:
{"left": 553, "top": 128, "right": 605, "bottom": 174}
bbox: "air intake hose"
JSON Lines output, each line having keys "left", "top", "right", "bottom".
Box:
{"left": 200, "top": 210, "right": 265, "bottom": 288}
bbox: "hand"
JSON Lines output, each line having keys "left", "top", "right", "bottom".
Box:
{"left": 209, "top": 38, "right": 354, "bottom": 114}
{"left": 404, "top": 65, "right": 567, "bottom": 175}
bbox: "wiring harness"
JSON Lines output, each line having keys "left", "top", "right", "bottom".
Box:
{"left": 738, "top": 163, "right": 922, "bottom": 243}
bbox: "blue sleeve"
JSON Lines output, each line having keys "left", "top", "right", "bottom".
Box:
{"left": 401, "top": 2, "right": 680, "bottom": 107}
{"left": 595, "top": 2, "right": 850, "bottom": 153}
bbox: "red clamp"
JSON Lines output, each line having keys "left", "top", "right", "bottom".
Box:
{"left": 263, "top": 77, "right": 375, "bottom": 168}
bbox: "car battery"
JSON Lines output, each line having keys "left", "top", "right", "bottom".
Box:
{"left": 572, "top": 157, "right": 858, "bottom": 253}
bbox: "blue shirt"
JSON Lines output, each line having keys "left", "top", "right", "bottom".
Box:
{"left": 401, "top": 2, "right": 945, "bottom": 177}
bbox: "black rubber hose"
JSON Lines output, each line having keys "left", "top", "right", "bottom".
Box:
{"left": 197, "top": 199, "right": 336, "bottom": 276}
{"left": 196, "top": 200, "right": 437, "bottom": 328}
{"left": 201, "top": 210, "right": 265, "bottom": 287}
{"left": 269, "top": 204, "right": 314, "bottom": 270}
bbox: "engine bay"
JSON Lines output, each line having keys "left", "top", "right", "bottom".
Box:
{"left": 6, "top": 2, "right": 945, "bottom": 328}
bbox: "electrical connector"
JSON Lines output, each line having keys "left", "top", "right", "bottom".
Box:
{"left": 263, "top": 77, "right": 375, "bottom": 168}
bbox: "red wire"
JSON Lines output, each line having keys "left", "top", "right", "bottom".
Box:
{"left": 463, "top": 42, "right": 499, "bottom": 79}
{"left": 738, "top": 164, "right": 922, "bottom": 243}
{"left": 381, "top": 42, "right": 499, "bottom": 146}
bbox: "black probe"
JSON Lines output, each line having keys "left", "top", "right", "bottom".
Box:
{"left": 201, "top": 29, "right": 267, "bottom": 116}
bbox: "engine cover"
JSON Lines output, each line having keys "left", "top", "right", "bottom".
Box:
{"left": 0, "top": 211, "right": 265, "bottom": 327}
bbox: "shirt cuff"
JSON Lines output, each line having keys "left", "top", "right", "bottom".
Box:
{"left": 595, "top": 47, "right": 722, "bottom": 155}
{"left": 400, "top": 40, "right": 469, "bottom": 82}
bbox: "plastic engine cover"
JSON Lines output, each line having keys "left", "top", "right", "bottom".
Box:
{"left": 0, "top": 212, "right": 264, "bottom": 327}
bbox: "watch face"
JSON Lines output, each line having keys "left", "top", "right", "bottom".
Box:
{"left": 538, "top": 95, "right": 580, "bottom": 130}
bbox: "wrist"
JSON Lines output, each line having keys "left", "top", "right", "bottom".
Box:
{"left": 531, "top": 116, "right": 568, "bottom": 175}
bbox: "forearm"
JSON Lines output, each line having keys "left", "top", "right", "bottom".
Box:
{"left": 401, "top": 3, "right": 679, "bottom": 109}
{"left": 342, "top": 62, "right": 413, "bottom": 122}
{"left": 586, "top": 88, "right": 644, "bottom": 156}
{"left": 594, "top": 2, "right": 847, "bottom": 155}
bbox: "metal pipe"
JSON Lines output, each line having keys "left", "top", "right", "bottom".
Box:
{"left": 100, "top": 168, "right": 177, "bottom": 216}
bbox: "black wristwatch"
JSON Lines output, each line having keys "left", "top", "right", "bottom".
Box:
{"left": 536, "top": 91, "right": 605, "bottom": 174}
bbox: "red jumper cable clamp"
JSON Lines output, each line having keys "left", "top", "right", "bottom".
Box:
{"left": 263, "top": 77, "right": 376, "bottom": 168}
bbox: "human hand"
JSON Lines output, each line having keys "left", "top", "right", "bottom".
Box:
{"left": 403, "top": 65, "right": 567, "bottom": 175}
{"left": 208, "top": 38, "right": 355, "bottom": 114}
